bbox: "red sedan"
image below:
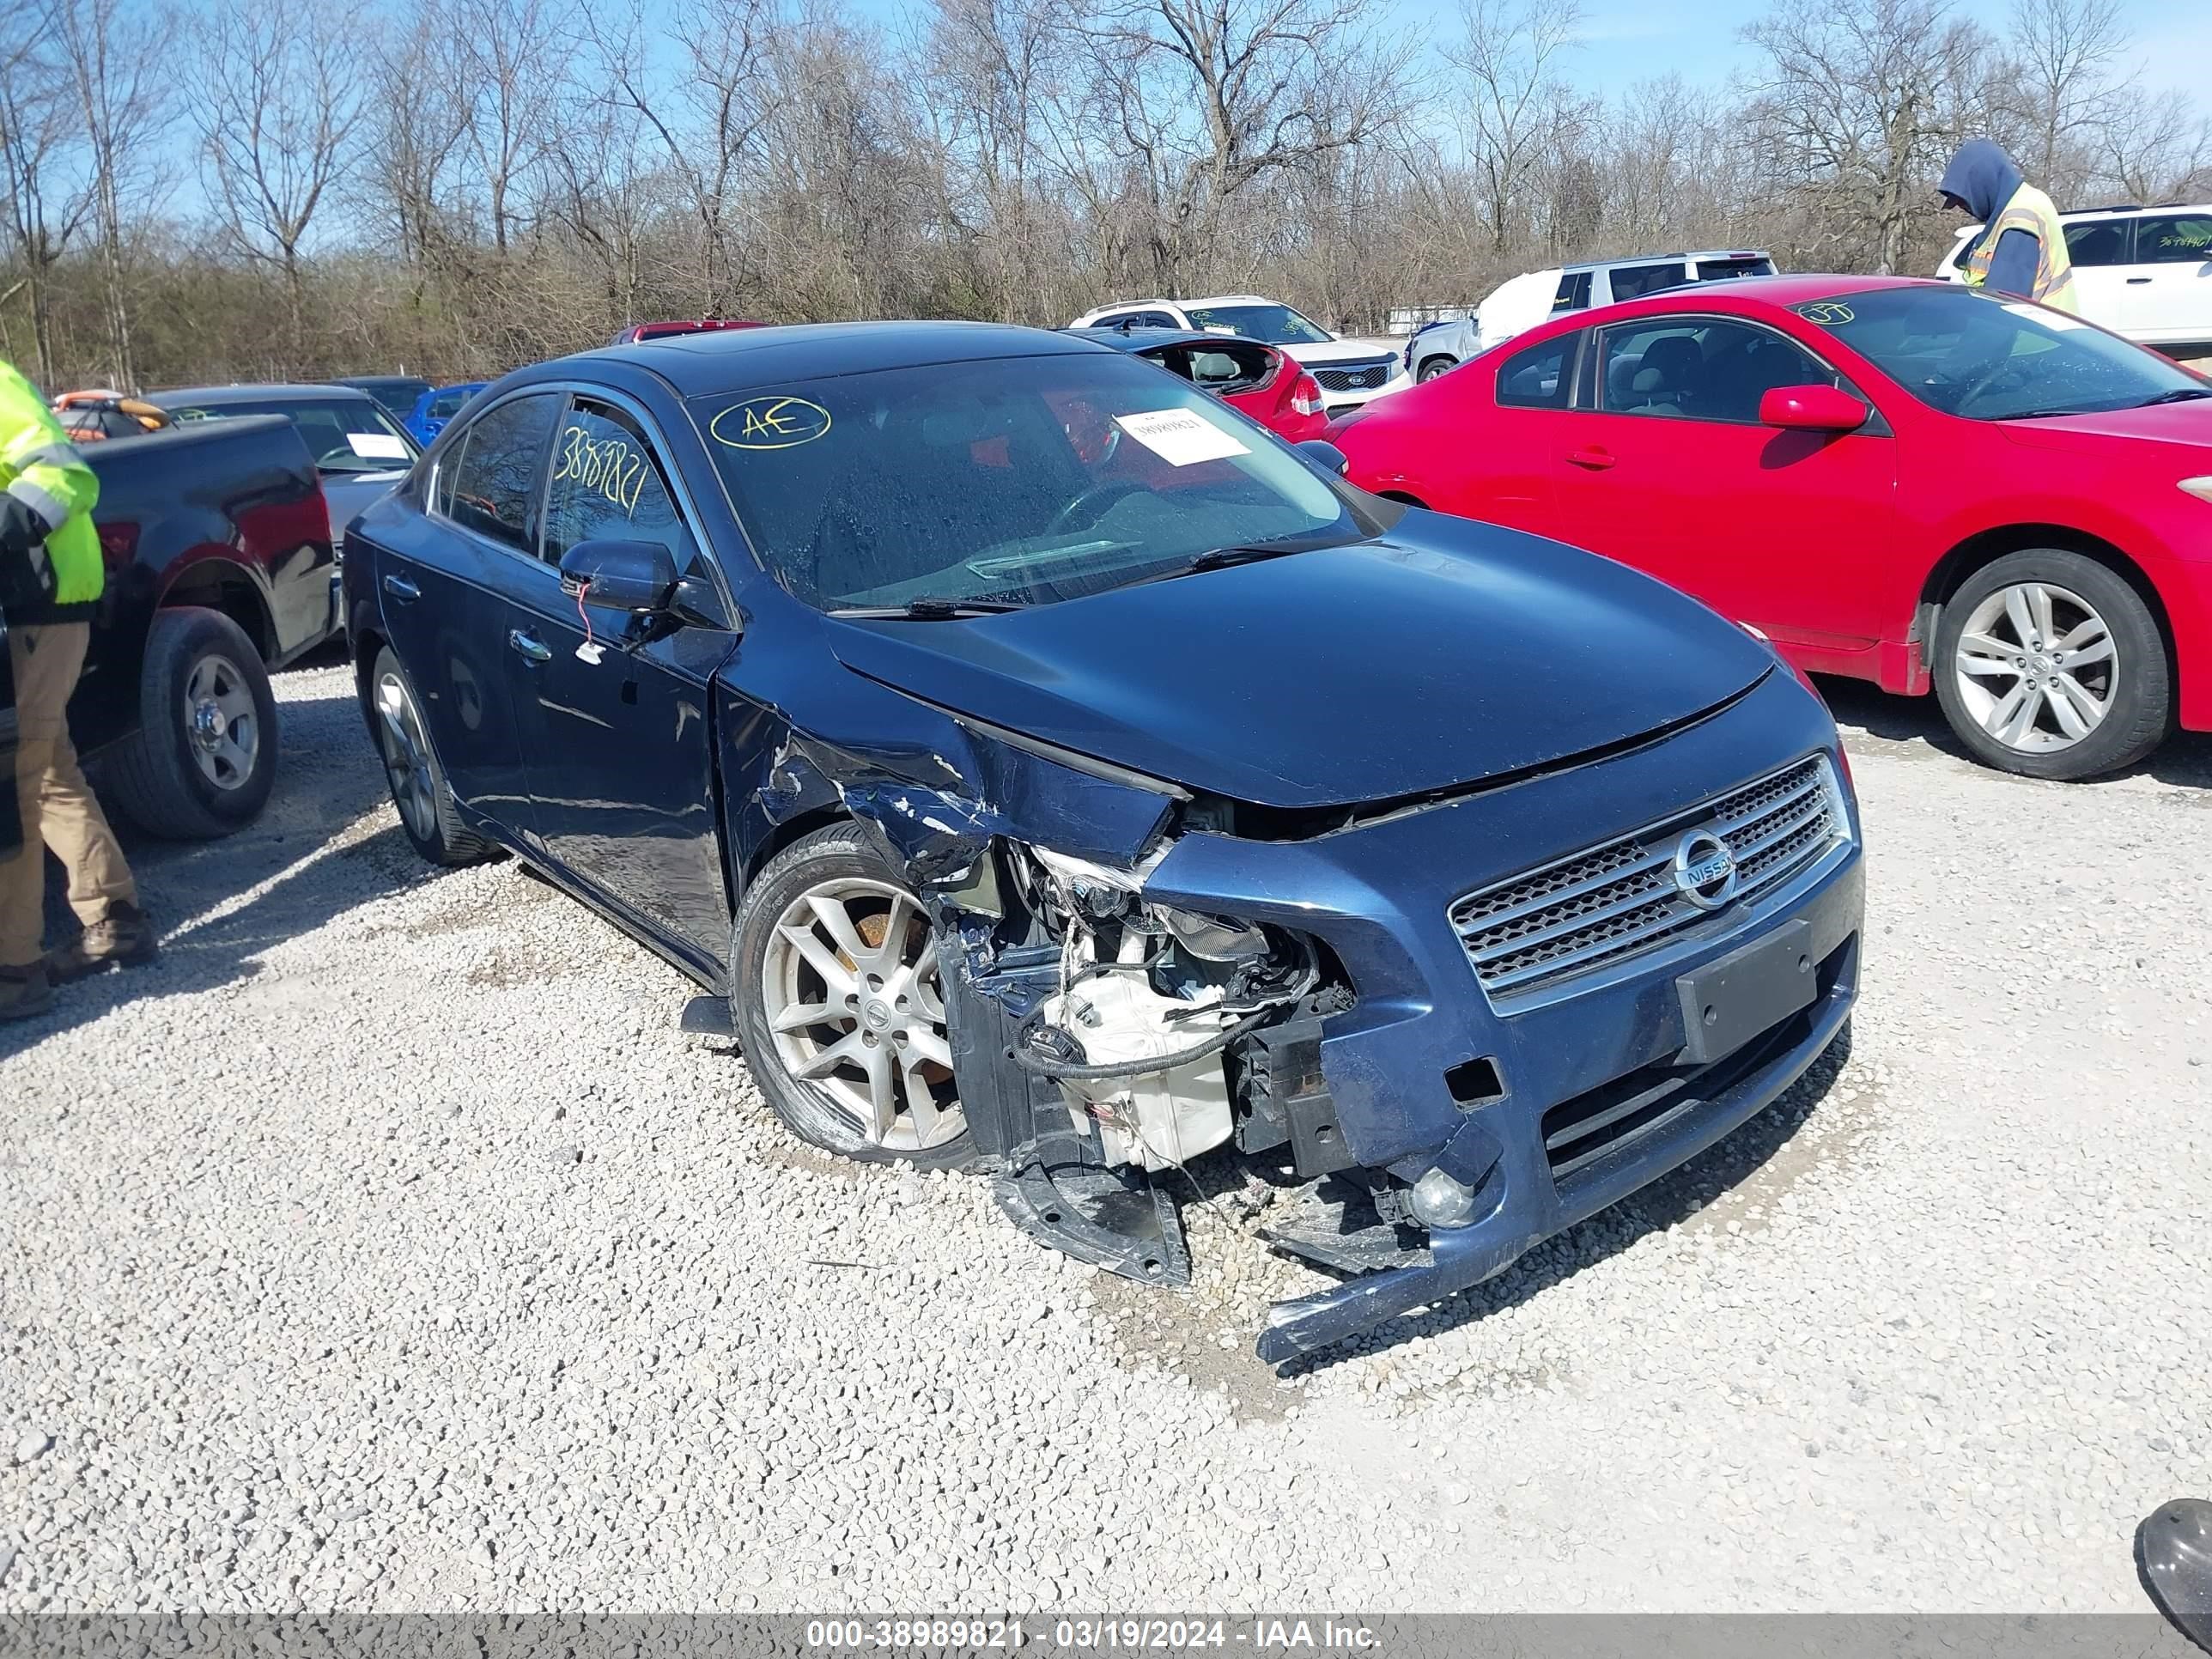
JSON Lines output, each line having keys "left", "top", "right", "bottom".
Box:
{"left": 1073, "top": 326, "right": 1329, "bottom": 443}
{"left": 1333, "top": 275, "right": 2212, "bottom": 780}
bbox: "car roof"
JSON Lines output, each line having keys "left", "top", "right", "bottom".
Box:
{"left": 336, "top": 374, "right": 430, "bottom": 386}
{"left": 1564, "top": 249, "right": 1773, "bottom": 271}
{"left": 155, "top": 383, "right": 381, "bottom": 404}
{"left": 1501, "top": 274, "right": 1923, "bottom": 339}
{"left": 1068, "top": 326, "right": 1270, "bottom": 353}
{"left": 561, "top": 319, "right": 1106, "bottom": 397}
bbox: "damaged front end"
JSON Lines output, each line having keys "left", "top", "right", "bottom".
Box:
{"left": 929, "top": 838, "right": 1363, "bottom": 1295}
{"left": 757, "top": 658, "right": 1861, "bottom": 1368}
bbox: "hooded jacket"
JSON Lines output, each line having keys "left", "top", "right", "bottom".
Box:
{"left": 1939, "top": 141, "right": 2074, "bottom": 308}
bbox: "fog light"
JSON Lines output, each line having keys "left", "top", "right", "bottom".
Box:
{"left": 1410, "top": 1167, "right": 1477, "bottom": 1230}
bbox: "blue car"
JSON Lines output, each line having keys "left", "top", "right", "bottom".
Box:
{"left": 401, "top": 380, "right": 488, "bottom": 447}
{"left": 343, "top": 322, "right": 1863, "bottom": 1361}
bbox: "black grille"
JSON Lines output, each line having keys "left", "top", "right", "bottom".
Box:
{"left": 1311, "top": 359, "right": 1393, "bottom": 392}
{"left": 1449, "top": 757, "right": 1844, "bottom": 1001}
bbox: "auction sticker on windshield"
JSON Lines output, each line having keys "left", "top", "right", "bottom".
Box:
{"left": 1115, "top": 408, "right": 1249, "bottom": 466}
{"left": 347, "top": 431, "right": 410, "bottom": 459}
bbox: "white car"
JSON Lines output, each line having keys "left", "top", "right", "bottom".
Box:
{"left": 1067, "top": 295, "right": 1412, "bottom": 413}
{"left": 1937, "top": 203, "right": 2212, "bottom": 353}
{"left": 1401, "top": 250, "right": 1778, "bottom": 380}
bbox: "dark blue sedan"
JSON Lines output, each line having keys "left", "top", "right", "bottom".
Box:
{"left": 342, "top": 322, "right": 1863, "bottom": 1361}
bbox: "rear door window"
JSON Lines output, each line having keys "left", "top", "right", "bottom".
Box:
{"left": 1551, "top": 272, "right": 1593, "bottom": 313}
{"left": 440, "top": 392, "right": 560, "bottom": 552}
{"left": 1606, "top": 261, "right": 1691, "bottom": 302}
{"left": 1497, "top": 332, "right": 1578, "bottom": 408}
{"left": 2135, "top": 214, "right": 2212, "bottom": 264}
{"left": 2064, "top": 220, "right": 2130, "bottom": 266}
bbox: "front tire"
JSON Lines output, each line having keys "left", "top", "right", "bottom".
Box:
{"left": 732, "top": 822, "right": 978, "bottom": 1170}
{"left": 106, "top": 606, "right": 278, "bottom": 839}
{"left": 1417, "top": 356, "right": 1458, "bottom": 382}
{"left": 1933, "top": 550, "right": 2168, "bottom": 781}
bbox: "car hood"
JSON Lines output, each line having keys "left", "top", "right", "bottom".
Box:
{"left": 321, "top": 470, "right": 410, "bottom": 538}
{"left": 1995, "top": 400, "right": 2212, "bottom": 453}
{"left": 823, "top": 522, "right": 1773, "bottom": 811}
{"left": 1281, "top": 337, "right": 1401, "bottom": 368}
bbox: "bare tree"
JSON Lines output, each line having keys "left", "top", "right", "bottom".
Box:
{"left": 1443, "top": 0, "right": 1583, "bottom": 254}
{"left": 0, "top": 20, "right": 88, "bottom": 384}
{"left": 450, "top": 0, "right": 570, "bottom": 252}
{"left": 2002, "top": 0, "right": 2127, "bottom": 201}
{"left": 361, "top": 3, "right": 470, "bottom": 297}
{"left": 191, "top": 0, "right": 365, "bottom": 356}
{"left": 52, "top": 0, "right": 171, "bottom": 387}
{"left": 1741, "top": 0, "right": 1992, "bottom": 274}
{"left": 1076, "top": 0, "right": 1414, "bottom": 294}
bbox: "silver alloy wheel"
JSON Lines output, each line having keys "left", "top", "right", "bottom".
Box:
{"left": 1953, "top": 580, "right": 2118, "bottom": 753}
{"left": 374, "top": 668, "right": 438, "bottom": 842}
{"left": 183, "top": 653, "right": 259, "bottom": 790}
{"left": 762, "top": 876, "right": 963, "bottom": 1152}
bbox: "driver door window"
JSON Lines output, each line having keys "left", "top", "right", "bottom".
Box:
{"left": 544, "top": 398, "right": 703, "bottom": 578}
{"left": 1597, "top": 319, "right": 1835, "bottom": 423}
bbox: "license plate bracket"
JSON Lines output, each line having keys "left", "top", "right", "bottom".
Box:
{"left": 1673, "top": 919, "right": 1816, "bottom": 1066}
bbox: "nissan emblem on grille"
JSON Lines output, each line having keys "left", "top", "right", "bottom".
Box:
{"left": 1672, "top": 830, "right": 1739, "bottom": 909}
{"left": 1446, "top": 756, "right": 1848, "bottom": 1000}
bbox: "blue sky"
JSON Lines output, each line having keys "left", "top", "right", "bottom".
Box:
{"left": 1409, "top": 0, "right": 2212, "bottom": 101}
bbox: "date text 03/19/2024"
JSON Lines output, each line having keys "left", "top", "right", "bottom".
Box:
{"left": 802, "top": 1620, "right": 1382, "bottom": 1650}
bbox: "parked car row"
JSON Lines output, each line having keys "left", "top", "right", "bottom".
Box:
{"left": 1069, "top": 295, "right": 1413, "bottom": 415}
{"left": 1331, "top": 274, "right": 2212, "bottom": 781}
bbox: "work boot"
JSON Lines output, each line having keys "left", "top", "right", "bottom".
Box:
{"left": 47, "top": 902, "right": 158, "bottom": 981}
{"left": 0, "top": 961, "right": 53, "bottom": 1022}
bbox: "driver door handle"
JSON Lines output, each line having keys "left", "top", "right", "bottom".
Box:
{"left": 507, "top": 628, "right": 552, "bottom": 665}
{"left": 2124, "top": 276, "right": 2153, "bottom": 284}
{"left": 1566, "top": 447, "right": 1616, "bottom": 471}
{"left": 383, "top": 574, "right": 420, "bottom": 602}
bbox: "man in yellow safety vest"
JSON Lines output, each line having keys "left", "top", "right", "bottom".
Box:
{"left": 1938, "top": 139, "right": 2079, "bottom": 313}
{"left": 0, "top": 356, "right": 152, "bottom": 1021}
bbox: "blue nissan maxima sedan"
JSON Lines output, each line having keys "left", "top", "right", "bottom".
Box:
{"left": 342, "top": 322, "right": 1863, "bottom": 1362}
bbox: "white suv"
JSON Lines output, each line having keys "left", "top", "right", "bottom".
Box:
{"left": 1937, "top": 204, "right": 2212, "bottom": 353}
{"left": 1067, "top": 295, "right": 1412, "bottom": 413}
{"left": 1402, "top": 250, "right": 1778, "bottom": 380}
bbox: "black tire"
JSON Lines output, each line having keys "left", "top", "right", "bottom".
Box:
{"left": 105, "top": 606, "right": 279, "bottom": 839}
{"left": 731, "top": 822, "right": 981, "bottom": 1171}
{"left": 1417, "top": 355, "right": 1458, "bottom": 381}
{"left": 364, "top": 645, "right": 498, "bottom": 866}
{"left": 1933, "top": 549, "right": 2169, "bottom": 781}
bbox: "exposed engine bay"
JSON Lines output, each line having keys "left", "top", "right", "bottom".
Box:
{"left": 1011, "top": 845, "right": 1319, "bottom": 1174}
{"left": 918, "top": 833, "right": 1394, "bottom": 1316}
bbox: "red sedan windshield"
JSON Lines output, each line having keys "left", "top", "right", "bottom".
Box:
{"left": 1793, "top": 287, "right": 2210, "bottom": 421}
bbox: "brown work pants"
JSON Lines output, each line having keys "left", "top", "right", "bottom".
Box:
{"left": 1, "top": 622, "right": 137, "bottom": 969}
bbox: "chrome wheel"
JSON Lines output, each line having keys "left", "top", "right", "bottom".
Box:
{"left": 183, "top": 653, "right": 259, "bottom": 790}
{"left": 374, "top": 668, "right": 438, "bottom": 842}
{"left": 761, "top": 877, "right": 963, "bottom": 1152}
{"left": 1953, "top": 581, "right": 2117, "bottom": 754}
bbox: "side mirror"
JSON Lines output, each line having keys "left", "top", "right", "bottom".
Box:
{"left": 1759, "top": 384, "right": 1870, "bottom": 433}
{"left": 1297, "top": 438, "right": 1350, "bottom": 476}
{"left": 559, "top": 538, "right": 679, "bottom": 613}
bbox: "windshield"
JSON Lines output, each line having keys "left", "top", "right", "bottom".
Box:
{"left": 1180, "top": 303, "right": 1334, "bottom": 347}
{"left": 169, "top": 398, "right": 419, "bottom": 472}
{"left": 1791, "top": 286, "right": 2209, "bottom": 420}
{"left": 690, "top": 350, "right": 1363, "bottom": 611}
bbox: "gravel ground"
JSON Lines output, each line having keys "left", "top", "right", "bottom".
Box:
{"left": 3, "top": 657, "right": 2209, "bottom": 1613}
